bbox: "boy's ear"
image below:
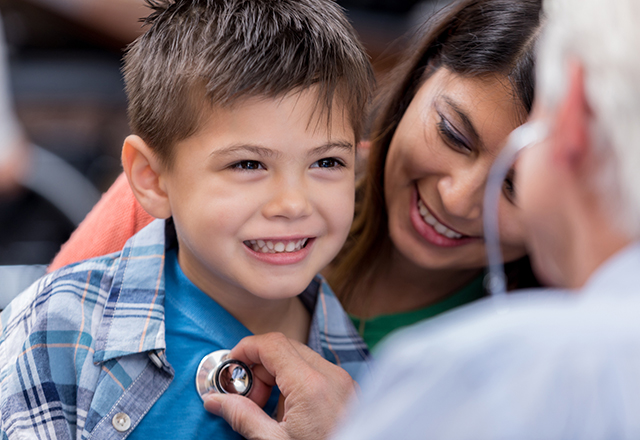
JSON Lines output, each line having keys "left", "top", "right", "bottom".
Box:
{"left": 121, "top": 135, "right": 172, "bottom": 219}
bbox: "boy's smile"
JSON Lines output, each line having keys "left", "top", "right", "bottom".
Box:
{"left": 151, "top": 87, "right": 355, "bottom": 311}
{"left": 245, "top": 237, "right": 310, "bottom": 255}
{"left": 244, "top": 237, "right": 314, "bottom": 265}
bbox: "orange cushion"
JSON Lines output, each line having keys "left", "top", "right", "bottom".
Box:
{"left": 48, "top": 173, "right": 154, "bottom": 272}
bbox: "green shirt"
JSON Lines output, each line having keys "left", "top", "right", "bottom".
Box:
{"left": 350, "top": 276, "right": 485, "bottom": 351}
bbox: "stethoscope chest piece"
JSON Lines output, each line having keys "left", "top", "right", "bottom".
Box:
{"left": 196, "top": 349, "right": 253, "bottom": 400}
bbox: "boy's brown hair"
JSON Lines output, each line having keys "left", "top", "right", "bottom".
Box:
{"left": 123, "top": 0, "right": 375, "bottom": 165}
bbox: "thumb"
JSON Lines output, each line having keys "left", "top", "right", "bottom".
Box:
{"left": 204, "top": 394, "right": 285, "bottom": 440}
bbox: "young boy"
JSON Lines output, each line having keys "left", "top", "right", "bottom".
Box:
{"left": 0, "top": 0, "right": 374, "bottom": 438}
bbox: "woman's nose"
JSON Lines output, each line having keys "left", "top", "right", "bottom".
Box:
{"left": 262, "top": 180, "right": 313, "bottom": 220}
{"left": 437, "top": 171, "right": 484, "bottom": 220}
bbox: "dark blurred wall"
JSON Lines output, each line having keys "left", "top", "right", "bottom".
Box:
{"left": 0, "top": 0, "right": 129, "bottom": 264}
{"left": 0, "top": 0, "right": 129, "bottom": 192}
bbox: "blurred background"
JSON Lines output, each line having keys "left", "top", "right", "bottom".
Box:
{"left": 0, "top": 0, "right": 452, "bottom": 269}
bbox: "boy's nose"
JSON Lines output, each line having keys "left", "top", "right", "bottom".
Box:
{"left": 262, "top": 183, "right": 313, "bottom": 220}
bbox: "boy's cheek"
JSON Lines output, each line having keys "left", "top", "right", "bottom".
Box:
{"left": 331, "top": 195, "right": 356, "bottom": 242}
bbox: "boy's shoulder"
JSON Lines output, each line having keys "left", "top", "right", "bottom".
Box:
{"left": 0, "top": 219, "right": 172, "bottom": 439}
{"left": 1, "top": 252, "right": 121, "bottom": 336}
{"left": 1, "top": 219, "right": 168, "bottom": 352}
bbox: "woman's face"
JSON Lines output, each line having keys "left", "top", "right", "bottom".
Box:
{"left": 384, "top": 68, "right": 527, "bottom": 271}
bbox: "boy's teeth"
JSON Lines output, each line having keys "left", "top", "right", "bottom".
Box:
{"left": 417, "top": 199, "right": 463, "bottom": 239}
{"left": 245, "top": 238, "right": 309, "bottom": 254}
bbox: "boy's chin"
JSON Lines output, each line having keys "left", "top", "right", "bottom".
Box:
{"left": 245, "top": 278, "right": 314, "bottom": 301}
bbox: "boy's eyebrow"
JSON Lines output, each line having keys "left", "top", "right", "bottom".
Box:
{"left": 210, "top": 144, "right": 283, "bottom": 159}
{"left": 308, "top": 141, "right": 354, "bottom": 157}
{"left": 210, "top": 142, "right": 354, "bottom": 159}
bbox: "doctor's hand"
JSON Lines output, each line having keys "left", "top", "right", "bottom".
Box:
{"left": 203, "top": 332, "right": 358, "bottom": 440}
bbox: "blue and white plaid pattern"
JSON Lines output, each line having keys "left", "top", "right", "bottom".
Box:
{"left": 0, "top": 219, "right": 371, "bottom": 439}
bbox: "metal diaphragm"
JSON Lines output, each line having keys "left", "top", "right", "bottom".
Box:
{"left": 196, "top": 349, "right": 253, "bottom": 400}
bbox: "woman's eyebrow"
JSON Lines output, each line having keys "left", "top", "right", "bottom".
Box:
{"left": 441, "top": 96, "right": 482, "bottom": 147}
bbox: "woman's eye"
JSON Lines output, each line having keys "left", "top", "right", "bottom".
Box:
{"left": 311, "top": 157, "right": 345, "bottom": 169}
{"left": 231, "top": 160, "right": 265, "bottom": 171}
{"left": 503, "top": 170, "right": 516, "bottom": 204}
{"left": 437, "top": 115, "right": 472, "bottom": 154}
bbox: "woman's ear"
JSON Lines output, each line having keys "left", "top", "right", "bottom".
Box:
{"left": 121, "top": 135, "right": 172, "bottom": 219}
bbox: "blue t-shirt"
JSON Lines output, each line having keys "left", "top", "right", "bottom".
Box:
{"left": 129, "top": 249, "right": 279, "bottom": 439}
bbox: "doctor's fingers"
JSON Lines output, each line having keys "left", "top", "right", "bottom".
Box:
{"left": 232, "top": 332, "right": 347, "bottom": 374}
{"left": 278, "top": 338, "right": 358, "bottom": 397}
{"left": 230, "top": 333, "right": 357, "bottom": 402}
{"left": 245, "top": 374, "right": 274, "bottom": 408}
{"left": 204, "top": 393, "right": 288, "bottom": 440}
{"left": 230, "top": 333, "right": 315, "bottom": 380}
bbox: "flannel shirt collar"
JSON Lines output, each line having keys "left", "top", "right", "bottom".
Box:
{"left": 93, "top": 219, "right": 170, "bottom": 363}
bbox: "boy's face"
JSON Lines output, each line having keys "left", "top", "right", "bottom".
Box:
{"left": 160, "top": 88, "right": 355, "bottom": 302}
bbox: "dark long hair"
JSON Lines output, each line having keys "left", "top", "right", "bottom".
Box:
{"left": 329, "top": 0, "right": 543, "bottom": 305}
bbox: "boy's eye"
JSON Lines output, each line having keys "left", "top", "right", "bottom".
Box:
{"left": 311, "top": 158, "right": 345, "bottom": 169}
{"left": 232, "top": 160, "right": 265, "bottom": 170}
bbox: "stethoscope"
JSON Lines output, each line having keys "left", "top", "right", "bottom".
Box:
{"left": 196, "top": 350, "right": 253, "bottom": 400}
{"left": 483, "top": 120, "right": 547, "bottom": 298}
{"left": 193, "top": 120, "right": 548, "bottom": 400}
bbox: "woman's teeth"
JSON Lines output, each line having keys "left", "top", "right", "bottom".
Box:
{"left": 245, "top": 238, "right": 309, "bottom": 254}
{"left": 417, "top": 199, "right": 463, "bottom": 239}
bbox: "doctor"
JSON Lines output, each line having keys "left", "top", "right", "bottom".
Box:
{"left": 205, "top": 0, "right": 640, "bottom": 438}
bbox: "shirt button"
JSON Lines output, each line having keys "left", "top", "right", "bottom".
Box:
{"left": 112, "top": 412, "right": 131, "bottom": 432}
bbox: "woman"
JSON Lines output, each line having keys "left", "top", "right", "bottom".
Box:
{"left": 328, "top": 0, "right": 542, "bottom": 349}
{"left": 50, "top": 0, "right": 542, "bottom": 351}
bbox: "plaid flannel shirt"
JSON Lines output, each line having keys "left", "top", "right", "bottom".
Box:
{"left": 0, "top": 219, "right": 371, "bottom": 439}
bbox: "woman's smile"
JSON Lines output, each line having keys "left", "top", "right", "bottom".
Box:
{"left": 410, "top": 186, "right": 482, "bottom": 248}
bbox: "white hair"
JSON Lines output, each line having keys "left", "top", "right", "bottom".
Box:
{"left": 537, "top": 0, "right": 640, "bottom": 236}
